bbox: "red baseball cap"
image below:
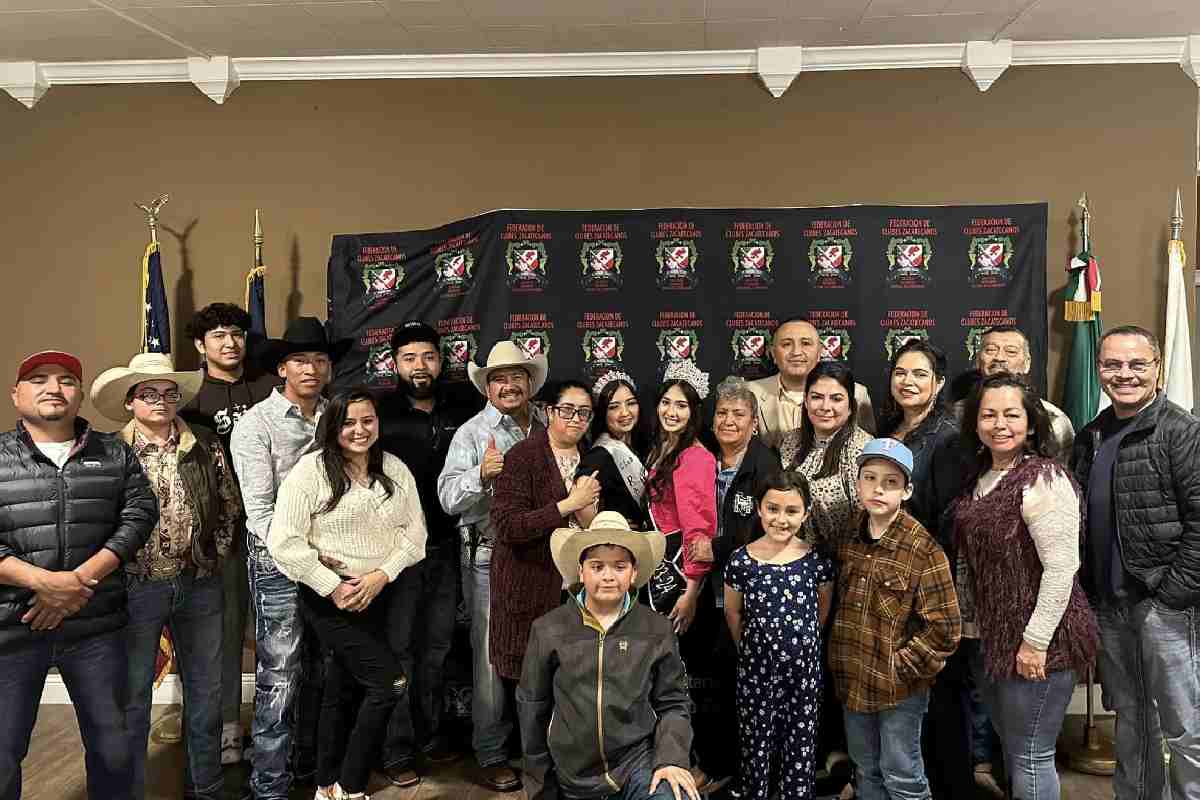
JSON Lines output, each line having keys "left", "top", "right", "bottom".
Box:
{"left": 16, "top": 350, "right": 83, "bottom": 383}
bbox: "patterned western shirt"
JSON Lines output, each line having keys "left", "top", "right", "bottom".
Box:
{"left": 830, "top": 509, "right": 961, "bottom": 714}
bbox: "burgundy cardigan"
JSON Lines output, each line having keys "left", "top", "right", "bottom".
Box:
{"left": 489, "top": 429, "right": 572, "bottom": 680}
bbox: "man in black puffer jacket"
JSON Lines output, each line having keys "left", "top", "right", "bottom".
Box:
{"left": 1071, "top": 325, "right": 1200, "bottom": 800}
{"left": 0, "top": 350, "right": 156, "bottom": 800}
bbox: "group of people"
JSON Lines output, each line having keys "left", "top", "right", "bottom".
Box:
{"left": 0, "top": 307, "right": 1197, "bottom": 800}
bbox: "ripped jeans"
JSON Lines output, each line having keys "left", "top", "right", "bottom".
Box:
{"left": 247, "top": 542, "right": 305, "bottom": 800}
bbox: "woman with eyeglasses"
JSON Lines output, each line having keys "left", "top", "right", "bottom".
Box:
{"left": 575, "top": 371, "right": 649, "bottom": 530}
{"left": 488, "top": 379, "right": 602, "bottom": 684}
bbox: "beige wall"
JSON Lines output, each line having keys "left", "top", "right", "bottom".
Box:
{"left": 0, "top": 64, "right": 1195, "bottom": 430}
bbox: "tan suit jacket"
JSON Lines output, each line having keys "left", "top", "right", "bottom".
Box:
{"left": 746, "top": 373, "right": 876, "bottom": 447}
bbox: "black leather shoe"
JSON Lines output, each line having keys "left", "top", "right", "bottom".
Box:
{"left": 479, "top": 764, "right": 522, "bottom": 792}
{"left": 384, "top": 765, "right": 421, "bottom": 788}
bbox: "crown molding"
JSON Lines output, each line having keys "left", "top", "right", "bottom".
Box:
{"left": 3, "top": 36, "right": 1196, "bottom": 109}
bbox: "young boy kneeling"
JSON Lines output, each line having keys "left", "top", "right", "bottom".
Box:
{"left": 830, "top": 439, "right": 962, "bottom": 800}
{"left": 518, "top": 511, "right": 699, "bottom": 800}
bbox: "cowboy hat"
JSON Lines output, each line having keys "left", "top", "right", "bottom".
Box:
{"left": 90, "top": 353, "right": 203, "bottom": 422}
{"left": 550, "top": 511, "right": 666, "bottom": 589}
{"left": 467, "top": 340, "right": 548, "bottom": 397}
{"left": 253, "top": 316, "right": 353, "bottom": 373}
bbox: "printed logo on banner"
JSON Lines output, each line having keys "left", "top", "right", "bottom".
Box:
{"left": 434, "top": 249, "right": 475, "bottom": 294}
{"left": 506, "top": 241, "right": 549, "bottom": 291}
{"left": 657, "top": 328, "right": 700, "bottom": 363}
{"left": 510, "top": 329, "right": 551, "bottom": 360}
{"left": 886, "top": 237, "right": 933, "bottom": 289}
{"left": 964, "top": 325, "right": 989, "bottom": 362}
{"left": 580, "top": 241, "right": 624, "bottom": 291}
{"left": 968, "top": 236, "right": 1014, "bottom": 288}
{"left": 809, "top": 238, "right": 853, "bottom": 289}
{"left": 883, "top": 328, "right": 929, "bottom": 362}
{"left": 730, "top": 239, "right": 774, "bottom": 289}
{"left": 819, "top": 328, "right": 853, "bottom": 361}
{"left": 581, "top": 329, "right": 626, "bottom": 377}
{"left": 730, "top": 328, "right": 772, "bottom": 377}
{"left": 655, "top": 238, "right": 700, "bottom": 290}
{"left": 364, "top": 345, "right": 397, "bottom": 385}
{"left": 362, "top": 264, "right": 403, "bottom": 307}
{"left": 440, "top": 334, "right": 478, "bottom": 382}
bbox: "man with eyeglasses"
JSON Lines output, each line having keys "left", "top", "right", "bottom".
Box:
{"left": 437, "top": 340, "right": 549, "bottom": 793}
{"left": 0, "top": 351, "right": 156, "bottom": 800}
{"left": 955, "top": 324, "right": 1074, "bottom": 459}
{"left": 1071, "top": 324, "right": 1200, "bottom": 800}
{"left": 375, "top": 321, "right": 482, "bottom": 788}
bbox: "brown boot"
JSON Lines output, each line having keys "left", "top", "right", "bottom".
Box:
{"left": 479, "top": 763, "right": 522, "bottom": 792}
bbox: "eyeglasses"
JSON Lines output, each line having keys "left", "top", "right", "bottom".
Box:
{"left": 1098, "top": 359, "right": 1158, "bottom": 376}
{"left": 981, "top": 345, "right": 1024, "bottom": 358}
{"left": 133, "top": 389, "right": 182, "bottom": 404}
{"left": 551, "top": 404, "right": 593, "bottom": 421}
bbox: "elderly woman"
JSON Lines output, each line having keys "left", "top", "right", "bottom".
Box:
{"left": 489, "top": 379, "right": 601, "bottom": 683}
{"left": 952, "top": 373, "right": 1099, "bottom": 800}
{"left": 576, "top": 371, "right": 648, "bottom": 529}
{"left": 779, "top": 361, "right": 872, "bottom": 548}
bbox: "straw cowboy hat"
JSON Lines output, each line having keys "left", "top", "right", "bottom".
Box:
{"left": 254, "top": 316, "right": 353, "bottom": 373}
{"left": 90, "top": 353, "right": 203, "bottom": 422}
{"left": 468, "top": 340, "right": 548, "bottom": 397}
{"left": 550, "top": 511, "right": 667, "bottom": 589}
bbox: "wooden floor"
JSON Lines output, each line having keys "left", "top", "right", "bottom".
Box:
{"left": 18, "top": 705, "right": 1114, "bottom": 800}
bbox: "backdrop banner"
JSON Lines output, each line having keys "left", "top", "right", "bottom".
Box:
{"left": 327, "top": 204, "right": 1047, "bottom": 404}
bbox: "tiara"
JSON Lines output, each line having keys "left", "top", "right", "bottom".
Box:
{"left": 592, "top": 369, "right": 635, "bottom": 398}
{"left": 663, "top": 360, "right": 710, "bottom": 400}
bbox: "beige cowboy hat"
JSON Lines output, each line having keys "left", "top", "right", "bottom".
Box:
{"left": 467, "top": 340, "right": 548, "bottom": 397}
{"left": 550, "top": 511, "right": 667, "bottom": 589}
{"left": 90, "top": 353, "right": 203, "bottom": 422}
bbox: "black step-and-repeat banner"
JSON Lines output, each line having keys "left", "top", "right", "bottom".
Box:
{"left": 327, "top": 205, "right": 1048, "bottom": 406}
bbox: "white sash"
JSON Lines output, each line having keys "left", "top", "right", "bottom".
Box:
{"left": 595, "top": 434, "right": 647, "bottom": 505}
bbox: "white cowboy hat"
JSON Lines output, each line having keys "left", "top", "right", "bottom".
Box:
{"left": 550, "top": 511, "right": 667, "bottom": 589}
{"left": 467, "top": 340, "right": 548, "bottom": 397}
{"left": 90, "top": 353, "right": 203, "bottom": 422}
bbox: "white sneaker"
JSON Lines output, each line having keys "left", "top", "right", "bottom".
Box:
{"left": 220, "top": 723, "right": 243, "bottom": 765}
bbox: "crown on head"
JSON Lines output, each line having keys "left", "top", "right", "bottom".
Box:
{"left": 662, "top": 360, "right": 710, "bottom": 400}
{"left": 592, "top": 369, "right": 635, "bottom": 398}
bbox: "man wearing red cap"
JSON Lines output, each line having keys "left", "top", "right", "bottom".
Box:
{"left": 0, "top": 351, "right": 158, "bottom": 800}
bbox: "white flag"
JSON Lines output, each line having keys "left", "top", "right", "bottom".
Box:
{"left": 1163, "top": 238, "right": 1194, "bottom": 411}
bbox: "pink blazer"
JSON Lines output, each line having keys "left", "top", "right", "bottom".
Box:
{"left": 648, "top": 443, "right": 718, "bottom": 579}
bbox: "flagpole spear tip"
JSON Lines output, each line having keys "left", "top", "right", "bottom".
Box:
{"left": 253, "top": 208, "right": 264, "bottom": 269}
{"left": 135, "top": 193, "right": 170, "bottom": 245}
{"left": 1077, "top": 192, "right": 1091, "bottom": 251}
{"left": 1171, "top": 188, "right": 1184, "bottom": 241}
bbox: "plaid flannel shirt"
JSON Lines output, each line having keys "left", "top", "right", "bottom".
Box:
{"left": 830, "top": 509, "right": 961, "bottom": 714}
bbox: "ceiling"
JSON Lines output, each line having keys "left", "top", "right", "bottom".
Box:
{"left": 2, "top": 0, "right": 1200, "bottom": 63}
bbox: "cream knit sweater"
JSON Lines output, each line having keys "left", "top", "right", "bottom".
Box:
{"left": 267, "top": 450, "right": 427, "bottom": 597}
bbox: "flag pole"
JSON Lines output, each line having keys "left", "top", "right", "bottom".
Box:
{"left": 134, "top": 193, "right": 169, "bottom": 245}
{"left": 134, "top": 194, "right": 169, "bottom": 354}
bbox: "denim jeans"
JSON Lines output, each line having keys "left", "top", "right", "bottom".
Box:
{"left": 598, "top": 765, "right": 683, "bottom": 800}
{"left": 125, "top": 570, "right": 225, "bottom": 800}
{"left": 461, "top": 542, "right": 514, "bottom": 767}
{"left": 247, "top": 540, "right": 304, "bottom": 800}
{"left": 844, "top": 689, "right": 931, "bottom": 800}
{"left": 961, "top": 639, "right": 1000, "bottom": 766}
{"left": 969, "top": 647, "right": 1075, "bottom": 800}
{"left": 1096, "top": 598, "right": 1200, "bottom": 800}
{"left": 383, "top": 545, "right": 458, "bottom": 769}
{"left": 221, "top": 524, "right": 253, "bottom": 725}
{"left": 0, "top": 629, "right": 131, "bottom": 800}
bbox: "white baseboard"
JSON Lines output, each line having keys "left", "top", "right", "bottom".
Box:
{"left": 40, "top": 673, "right": 257, "bottom": 705}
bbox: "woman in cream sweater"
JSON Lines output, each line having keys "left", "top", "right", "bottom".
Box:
{"left": 268, "top": 387, "right": 427, "bottom": 800}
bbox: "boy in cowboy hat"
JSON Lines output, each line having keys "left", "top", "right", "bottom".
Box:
{"left": 229, "top": 316, "right": 347, "bottom": 800}
{"left": 91, "top": 352, "right": 241, "bottom": 800}
{"left": 437, "top": 339, "right": 548, "bottom": 793}
{"left": 517, "top": 511, "right": 699, "bottom": 800}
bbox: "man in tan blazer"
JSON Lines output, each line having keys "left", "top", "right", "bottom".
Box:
{"left": 746, "top": 317, "right": 875, "bottom": 447}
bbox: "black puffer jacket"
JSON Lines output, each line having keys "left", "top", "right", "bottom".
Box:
{"left": 0, "top": 419, "right": 157, "bottom": 648}
{"left": 711, "top": 436, "right": 781, "bottom": 571}
{"left": 1071, "top": 393, "right": 1200, "bottom": 610}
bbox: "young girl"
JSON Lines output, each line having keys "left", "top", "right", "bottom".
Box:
{"left": 724, "top": 470, "right": 835, "bottom": 800}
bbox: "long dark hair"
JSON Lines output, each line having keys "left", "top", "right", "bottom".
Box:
{"left": 647, "top": 379, "right": 703, "bottom": 499}
{"left": 879, "top": 338, "right": 949, "bottom": 437}
{"left": 755, "top": 468, "right": 813, "bottom": 510}
{"left": 794, "top": 361, "right": 859, "bottom": 479}
{"left": 312, "top": 386, "right": 395, "bottom": 515}
{"left": 960, "top": 372, "right": 1056, "bottom": 481}
{"left": 589, "top": 377, "right": 648, "bottom": 456}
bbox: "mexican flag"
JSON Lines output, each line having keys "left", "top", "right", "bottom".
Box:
{"left": 1062, "top": 248, "right": 1105, "bottom": 431}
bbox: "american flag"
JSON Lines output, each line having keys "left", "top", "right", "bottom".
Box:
{"left": 142, "top": 242, "right": 172, "bottom": 354}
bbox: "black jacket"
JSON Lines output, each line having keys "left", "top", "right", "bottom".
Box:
{"left": 712, "top": 436, "right": 781, "bottom": 571}
{"left": 378, "top": 381, "right": 483, "bottom": 547}
{"left": 883, "top": 409, "right": 965, "bottom": 551}
{"left": 0, "top": 419, "right": 157, "bottom": 648}
{"left": 517, "top": 595, "right": 692, "bottom": 800}
{"left": 1071, "top": 393, "right": 1200, "bottom": 610}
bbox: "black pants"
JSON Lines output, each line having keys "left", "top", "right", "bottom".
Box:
{"left": 299, "top": 584, "right": 406, "bottom": 795}
{"left": 922, "top": 648, "right": 975, "bottom": 800}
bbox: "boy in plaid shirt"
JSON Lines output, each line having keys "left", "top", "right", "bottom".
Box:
{"left": 829, "top": 438, "right": 961, "bottom": 800}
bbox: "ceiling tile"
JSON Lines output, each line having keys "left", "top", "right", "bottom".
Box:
{"left": 483, "top": 24, "right": 559, "bottom": 50}
{"left": 703, "top": 19, "right": 783, "bottom": 49}
{"left": 0, "top": 1, "right": 91, "bottom": 10}
{"left": 863, "top": 0, "right": 952, "bottom": 16}
{"left": 772, "top": 17, "right": 856, "bottom": 46}
{"left": 704, "top": 0, "right": 792, "bottom": 21}
{"left": 555, "top": 21, "right": 706, "bottom": 52}
{"left": 942, "top": 0, "right": 1030, "bottom": 13}
{"left": 378, "top": 0, "right": 470, "bottom": 24}
{"left": 400, "top": 24, "right": 488, "bottom": 51}
{"left": 463, "top": 0, "right": 704, "bottom": 26}
{"left": 1003, "top": 8, "right": 1193, "bottom": 39}
{"left": 842, "top": 12, "right": 1007, "bottom": 44}
{"left": 784, "top": 0, "right": 872, "bottom": 21}
{"left": 301, "top": 2, "right": 394, "bottom": 23}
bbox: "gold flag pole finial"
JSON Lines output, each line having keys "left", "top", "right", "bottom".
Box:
{"left": 1077, "top": 193, "right": 1091, "bottom": 253}
{"left": 135, "top": 194, "right": 170, "bottom": 245}
{"left": 1171, "top": 187, "right": 1184, "bottom": 241}
{"left": 254, "top": 208, "right": 264, "bottom": 268}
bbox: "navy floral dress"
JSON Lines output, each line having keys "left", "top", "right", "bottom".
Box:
{"left": 725, "top": 546, "right": 835, "bottom": 800}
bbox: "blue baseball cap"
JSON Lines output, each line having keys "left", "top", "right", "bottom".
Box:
{"left": 856, "top": 438, "right": 914, "bottom": 481}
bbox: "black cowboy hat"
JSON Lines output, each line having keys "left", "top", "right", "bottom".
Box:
{"left": 253, "top": 316, "right": 353, "bottom": 372}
